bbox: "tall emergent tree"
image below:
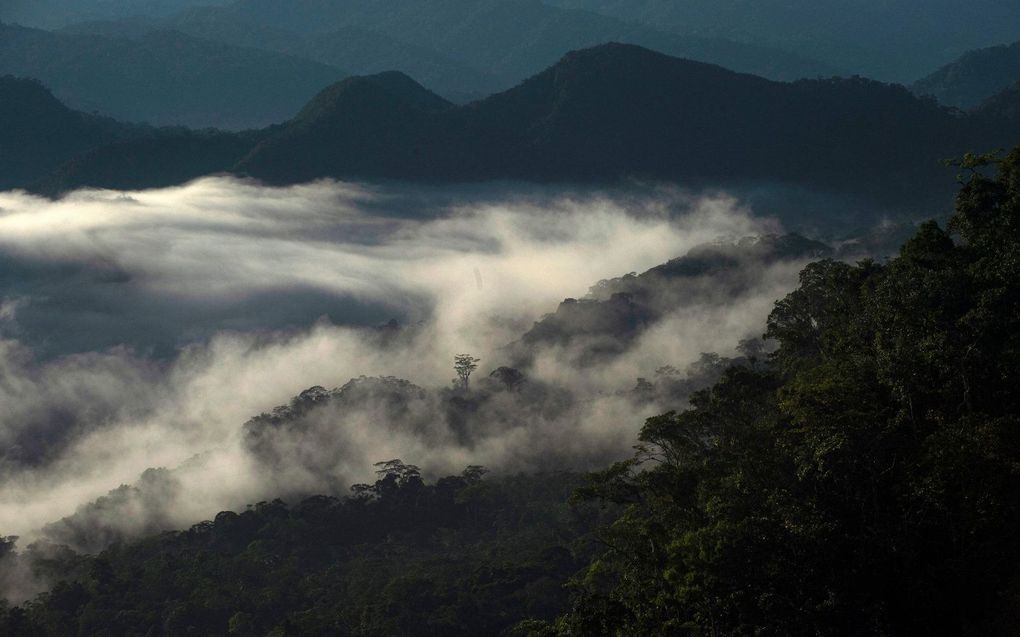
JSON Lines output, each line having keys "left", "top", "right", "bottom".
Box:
{"left": 454, "top": 354, "right": 480, "bottom": 390}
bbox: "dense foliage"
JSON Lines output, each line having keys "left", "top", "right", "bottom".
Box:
{"left": 4, "top": 142, "right": 1020, "bottom": 635}
{"left": 532, "top": 147, "right": 1020, "bottom": 635}
{"left": 0, "top": 466, "right": 606, "bottom": 636}
{"left": 515, "top": 234, "right": 830, "bottom": 366}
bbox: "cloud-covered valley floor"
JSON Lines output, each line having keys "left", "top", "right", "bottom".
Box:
{"left": 0, "top": 177, "right": 837, "bottom": 567}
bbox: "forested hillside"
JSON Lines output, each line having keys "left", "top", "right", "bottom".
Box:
{"left": 510, "top": 233, "right": 831, "bottom": 366}
{"left": 233, "top": 44, "right": 978, "bottom": 209}
{"left": 0, "top": 75, "right": 143, "bottom": 190}
{"left": 12, "top": 42, "right": 1014, "bottom": 214}
{"left": 535, "top": 148, "right": 1020, "bottom": 635}
{"left": 3, "top": 146, "right": 1019, "bottom": 635}
{"left": 3, "top": 1, "right": 1020, "bottom": 634}
{"left": 1, "top": 469, "right": 603, "bottom": 636}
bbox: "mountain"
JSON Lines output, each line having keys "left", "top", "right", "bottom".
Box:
{"left": 0, "top": 75, "right": 143, "bottom": 190}
{"left": 12, "top": 0, "right": 1018, "bottom": 89}
{"left": 0, "top": 73, "right": 272, "bottom": 194}
{"left": 16, "top": 44, "right": 1009, "bottom": 209}
{"left": 35, "top": 129, "right": 264, "bottom": 195}
{"left": 235, "top": 44, "right": 977, "bottom": 209}
{"left": 0, "top": 22, "right": 347, "bottom": 129}
{"left": 66, "top": 0, "right": 837, "bottom": 103}
{"left": 27, "top": 71, "right": 453, "bottom": 195}
{"left": 968, "top": 83, "right": 1020, "bottom": 149}
{"left": 151, "top": 16, "right": 507, "bottom": 103}
{"left": 547, "top": 0, "right": 1020, "bottom": 83}
{"left": 232, "top": 71, "right": 454, "bottom": 184}
{"left": 912, "top": 41, "right": 1020, "bottom": 109}
{"left": 6, "top": 150, "right": 1020, "bottom": 635}
{"left": 973, "top": 81, "right": 1020, "bottom": 122}
{"left": 168, "top": 0, "right": 837, "bottom": 82}
{"left": 63, "top": 17, "right": 505, "bottom": 104}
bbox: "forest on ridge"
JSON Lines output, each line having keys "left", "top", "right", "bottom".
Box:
{"left": 2, "top": 148, "right": 1018, "bottom": 636}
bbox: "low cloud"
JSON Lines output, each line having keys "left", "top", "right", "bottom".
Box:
{"left": 0, "top": 177, "right": 811, "bottom": 561}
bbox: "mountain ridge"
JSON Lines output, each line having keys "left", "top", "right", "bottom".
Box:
{"left": 236, "top": 43, "right": 977, "bottom": 208}
{"left": 62, "top": 0, "right": 839, "bottom": 98}
{"left": 11, "top": 42, "right": 1016, "bottom": 215}
{"left": 912, "top": 40, "right": 1020, "bottom": 109}
{"left": 0, "top": 75, "right": 145, "bottom": 190}
{"left": 0, "top": 21, "right": 348, "bottom": 128}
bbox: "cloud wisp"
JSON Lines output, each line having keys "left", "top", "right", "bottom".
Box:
{"left": 0, "top": 177, "right": 803, "bottom": 558}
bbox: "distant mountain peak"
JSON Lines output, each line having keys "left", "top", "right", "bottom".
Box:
{"left": 553, "top": 41, "right": 729, "bottom": 72}
{"left": 912, "top": 39, "right": 1020, "bottom": 109}
{"left": 293, "top": 71, "right": 453, "bottom": 124}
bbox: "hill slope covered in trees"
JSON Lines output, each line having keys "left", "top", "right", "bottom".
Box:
{"left": 13, "top": 42, "right": 1020, "bottom": 218}
{"left": 535, "top": 148, "right": 1020, "bottom": 636}
{"left": 3, "top": 145, "right": 1020, "bottom": 636}
{"left": 234, "top": 43, "right": 986, "bottom": 209}
{"left": 0, "top": 75, "right": 144, "bottom": 190}
{"left": 21, "top": 42, "right": 1018, "bottom": 215}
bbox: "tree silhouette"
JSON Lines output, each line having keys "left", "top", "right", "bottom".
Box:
{"left": 454, "top": 354, "right": 480, "bottom": 390}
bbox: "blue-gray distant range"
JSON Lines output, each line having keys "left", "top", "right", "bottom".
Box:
{"left": 2, "top": 44, "right": 1018, "bottom": 217}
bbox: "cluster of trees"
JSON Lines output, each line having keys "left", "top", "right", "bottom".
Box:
{"left": 514, "top": 233, "right": 830, "bottom": 367}
{"left": 3, "top": 147, "right": 1020, "bottom": 635}
{"left": 531, "top": 147, "right": 1020, "bottom": 635}
{"left": 0, "top": 465, "right": 607, "bottom": 636}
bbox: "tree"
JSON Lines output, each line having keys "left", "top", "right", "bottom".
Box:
{"left": 461, "top": 465, "right": 488, "bottom": 483}
{"left": 537, "top": 144, "right": 1020, "bottom": 636}
{"left": 489, "top": 366, "right": 526, "bottom": 391}
{"left": 453, "top": 354, "right": 480, "bottom": 390}
{"left": 0, "top": 536, "right": 16, "bottom": 561}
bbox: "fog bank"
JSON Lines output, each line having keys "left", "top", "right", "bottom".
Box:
{"left": 0, "top": 177, "right": 805, "bottom": 559}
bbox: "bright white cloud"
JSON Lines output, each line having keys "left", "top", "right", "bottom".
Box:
{"left": 0, "top": 177, "right": 800, "bottom": 554}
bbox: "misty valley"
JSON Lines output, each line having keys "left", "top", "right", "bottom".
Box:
{"left": 2, "top": 2, "right": 1020, "bottom": 636}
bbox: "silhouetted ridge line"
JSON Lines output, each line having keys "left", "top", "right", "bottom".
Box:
{"left": 10, "top": 43, "right": 1014, "bottom": 212}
